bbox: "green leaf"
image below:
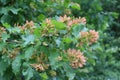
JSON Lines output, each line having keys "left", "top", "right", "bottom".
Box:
{"left": 111, "top": 12, "right": 119, "bottom": 19}
{"left": 0, "top": 7, "right": 20, "bottom": 15}
{"left": 88, "top": 58, "right": 96, "bottom": 66}
{"left": 37, "top": 14, "right": 46, "bottom": 21}
{"left": 62, "top": 37, "right": 72, "bottom": 43}
{"left": 69, "top": 3, "right": 81, "bottom": 10}
{"left": 3, "top": 23, "right": 11, "bottom": 28}
{"left": 10, "top": 8, "right": 21, "bottom": 14}
{"left": 0, "top": 7, "right": 9, "bottom": 15}
{"left": 55, "top": 38, "right": 61, "bottom": 47}
{"left": 22, "top": 34, "right": 35, "bottom": 46}
{"left": 78, "top": 68, "right": 89, "bottom": 73}
{"left": 12, "top": 56, "right": 21, "bottom": 74}
{"left": 0, "top": 42, "right": 6, "bottom": 51}
{"left": 13, "top": 27, "right": 21, "bottom": 33}
{"left": 22, "top": 67, "right": 34, "bottom": 80}
{"left": 40, "top": 72, "right": 48, "bottom": 80}
{"left": 72, "top": 24, "right": 85, "bottom": 38}
{"left": 7, "top": 27, "right": 21, "bottom": 34}
{"left": 1, "top": 15, "right": 12, "bottom": 24}
{"left": 24, "top": 46, "right": 34, "bottom": 60}
{"left": 34, "top": 27, "right": 41, "bottom": 36}
{"left": 48, "top": 50, "right": 59, "bottom": 70}
{"left": 0, "top": 60, "right": 9, "bottom": 76}
{"left": 63, "top": 64, "right": 75, "bottom": 80}
{"left": 1, "top": 32, "right": 10, "bottom": 42}
{"left": 59, "top": 30, "right": 67, "bottom": 34}
{"left": 52, "top": 20, "right": 66, "bottom": 30}
{"left": 0, "top": 0, "right": 8, "bottom": 5}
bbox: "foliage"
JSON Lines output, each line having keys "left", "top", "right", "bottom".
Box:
{"left": 0, "top": 16, "right": 99, "bottom": 80}
{"left": 0, "top": 0, "right": 79, "bottom": 25}
{"left": 72, "top": 0, "right": 120, "bottom": 79}
{"left": 0, "top": 0, "right": 120, "bottom": 80}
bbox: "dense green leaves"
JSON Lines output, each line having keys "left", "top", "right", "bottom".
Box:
{"left": 39, "top": 72, "right": 48, "bottom": 80}
{"left": 12, "top": 56, "right": 21, "bottom": 74}
{"left": 48, "top": 50, "right": 60, "bottom": 70}
{"left": 0, "top": 60, "right": 9, "bottom": 76}
{"left": 63, "top": 64, "right": 75, "bottom": 80}
{"left": 52, "top": 20, "right": 66, "bottom": 30}
{"left": 0, "top": 0, "right": 119, "bottom": 80}
{"left": 69, "top": 3, "right": 81, "bottom": 10}
{"left": 22, "top": 67, "right": 34, "bottom": 80}
{"left": 22, "top": 35, "right": 35, "bottom": 46}
{"left": 72, "top": 24, "right": 85, "bottom": 37}
{"left": 62, "top": 38, "right": 72, "bottom": 43}
{"left": 1, "top": 33, "right": 10, "bottom": 42}
{"left": 24, "top": 46, "right": 34, "bottom": 59}
{"left": 0, "top": 42, "right": 5, "bottom": 51}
